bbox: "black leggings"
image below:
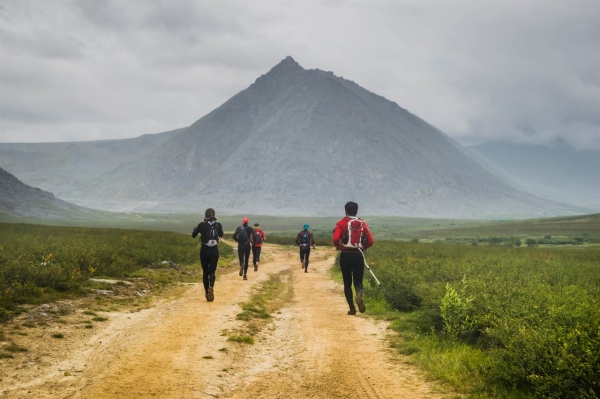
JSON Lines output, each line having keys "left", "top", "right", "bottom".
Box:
{"left": 300, "top": 245, "right": 311, "bottom": 269}
{"left": 252, "top": 246, "right": 262, "bottom": 266}
{"left": 340, "top": 251, "right": 364, "bottom": 309}
{"left": 200, "top": 245, "right": 219, "bottom": 291}
{"left": 238, "top": 245, "right": 251, "bottom": 275}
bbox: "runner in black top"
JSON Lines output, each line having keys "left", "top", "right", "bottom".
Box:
{"left": 192, "top": 208, "right": 224, "bottom": 301}
{"left": 233, "top": 217, "right": 254, "bottom": 280}
{"left": 295, "top": 224, "right": 315, "bottom": 273}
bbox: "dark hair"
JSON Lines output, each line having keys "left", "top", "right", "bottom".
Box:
{"left": 345, "top": 201, "right": 358, "bottom": 216}
{"left": 205, "top": 208, "right": 216, "bottom": 221}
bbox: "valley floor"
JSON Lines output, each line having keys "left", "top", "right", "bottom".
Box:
{"left": 0, "top": 244, "right": 447, "bottom": 398}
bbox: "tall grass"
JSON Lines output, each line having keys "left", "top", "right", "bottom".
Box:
{"left": 357, "top": 241, "right": 600, "bottom": 398}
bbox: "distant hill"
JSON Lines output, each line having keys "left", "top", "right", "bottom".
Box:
{"left": 0, "top": 128, "right": 183, "bottom": 208}
{"left": 0, "top": 58, "right": 582, "bottom": 218}
{"left": 0, "top": 167, "right": 100, "bottom": 219}
{"left": 470, "top": 140, "right": 600, "bottom": 209}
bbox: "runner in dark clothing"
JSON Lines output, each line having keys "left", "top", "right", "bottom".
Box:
{"left": 252, "top": 223, "right": 266, "bottom": 272}
{"left": 191, "top": 208, "right": 224, "bottom": 302}
{"left": 233, "top": 217, "right": 253, "bottom": 280}
{"left": 332, "top": 201, "right": 374, "bottom": 315}
{"left": 295, "top": 224, "right": 315, "bottom": 273}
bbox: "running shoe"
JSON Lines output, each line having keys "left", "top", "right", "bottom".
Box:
{"left": 348, "top": 308, "right": 356, "bottom": 315}
{"left": 243, "top": 275, "right": 247, "bottom": 280}
{"left": 207, "top": 287, "right": 214, "bottom": 302}
{"left": 355, "top": 290, "right": 366, "bottom": 313}
{"left": 239, "top": 266, "right": 243, "bottom": 276}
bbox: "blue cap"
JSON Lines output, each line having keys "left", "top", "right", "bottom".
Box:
{"left": 304, "top": 224, "right": 309, "bottom": 230}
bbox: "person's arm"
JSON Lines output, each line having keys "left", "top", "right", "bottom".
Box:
{"left": 295, "top": 232, "right": 300, "bottom": 246}
{"left": 192, "top": 222, "right": 203, "bottom": 238}
{"left": 262, "top": 231, "right": 266, "bottom": 241}
{"left": 232, "top": 227, "right": 239, "bottom": 242}
{"left": 363, "top": 222, "right": 374, "bottom": 250}
{"left": 332, "top": 222, "right": 343, "bottom": 250}
{"left": 217, "top": 222, "right": 224, "bottom": 238}
{"left": 310, "top": 232, "right": 315, "bottom": 248}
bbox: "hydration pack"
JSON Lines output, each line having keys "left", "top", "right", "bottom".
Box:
{"left": 253, "top": 230, "right": 263, "bottom": 245}
{"left": 299, "top": 230, "right": 311, "bottom": 245}
{"left": 236, "top": 226, "right": 249, "bottom": 245}
{"left": 205, "top": 223, "right": 219, "bottom": 247}
{"left": 342, "top": 218, "right": 367, "bottom": 249}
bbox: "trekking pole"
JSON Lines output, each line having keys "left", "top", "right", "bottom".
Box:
{"left": 357, "top": 248, "right": 381, "bottom": 286}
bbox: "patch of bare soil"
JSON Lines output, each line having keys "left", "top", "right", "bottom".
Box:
{"left": 0, "top": 244, "right": 450, "bottom": 398}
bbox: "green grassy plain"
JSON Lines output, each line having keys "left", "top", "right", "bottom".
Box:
{"left": 2, "top": 212, "right": 597, "bottom": 244}
{"left": 1, "top": 212, "right": 599, "bottom": 397}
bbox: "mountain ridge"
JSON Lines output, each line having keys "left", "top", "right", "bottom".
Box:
{"left": 0, "top": 58, "right": 585, "bottom": 218}
{"left": 0, "top": 167, "right": 100, "bottom": 219}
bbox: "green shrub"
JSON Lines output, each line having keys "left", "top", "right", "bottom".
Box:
{"left": 364, "top": 241, "right": 600, "bottom": 397}
{"left": 0, "top": 222, "right": 221, "bottom": 318}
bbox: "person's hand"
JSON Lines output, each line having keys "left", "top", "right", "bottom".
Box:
{"left": 312, "top": 245, "right": 316, "bottom": 249}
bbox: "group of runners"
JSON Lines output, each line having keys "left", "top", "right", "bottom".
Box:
{"left": 232, "top": 217, "right": 266, "bottom": 280}
{"left": 191, "top": 201, "right": 374, "bottom": 315}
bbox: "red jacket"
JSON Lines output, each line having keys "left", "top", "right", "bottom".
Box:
{"left": 332, "top": 216, "right": 374, "bottom": 251}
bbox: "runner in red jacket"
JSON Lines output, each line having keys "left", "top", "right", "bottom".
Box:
{"left": 252, "top": 223, "right": 266, "bottom": 271}
{"left": 332, "top": 201, "right": 374, "bottom": 315}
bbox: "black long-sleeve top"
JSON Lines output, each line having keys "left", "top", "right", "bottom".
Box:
{"left": 192, "top": 220, "right": 224, "bottom": 245}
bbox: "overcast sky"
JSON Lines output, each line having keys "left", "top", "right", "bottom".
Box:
{"left": 1, "top": 0, "right": 599, "bottom": 149}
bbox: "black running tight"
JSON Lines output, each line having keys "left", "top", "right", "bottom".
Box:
{"left": 340, "top": 251, "right": 364, "bottom": 309}
{"left": 200, "top": 245, "right": 219, "bottom": 291}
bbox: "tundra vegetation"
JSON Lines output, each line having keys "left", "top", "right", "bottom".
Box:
{"left": 0, "top": 223, "right": 233, "bottom": 320}
{"left": 348, "top": 241, "right": 600, "bottom": 398}
{"left": 1, "top": 217, "right": 599, "bottom": 398}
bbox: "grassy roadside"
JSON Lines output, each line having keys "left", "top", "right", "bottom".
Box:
{"left": 329, "top": 260, "right": 517, "bottom": 398}
{"left": 330, "top": 241, "right": 600, "bottom": 399}
{"left": 0, "top": 223, "right": 235, "bottom": 320}
{"left": 0, "top": 223, "right": 237, "bottom": 363}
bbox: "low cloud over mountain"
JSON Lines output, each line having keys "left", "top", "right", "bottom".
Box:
{"left": 0, "top": 58, "right": 584, "bottom": 218}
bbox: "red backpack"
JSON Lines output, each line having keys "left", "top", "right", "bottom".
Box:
{"left": 342, "top": 218, "right": 367, "bottom": 249}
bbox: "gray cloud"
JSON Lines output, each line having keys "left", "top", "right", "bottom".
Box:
{"left": 0, "top": 0, "right": 598, "bottom": 149}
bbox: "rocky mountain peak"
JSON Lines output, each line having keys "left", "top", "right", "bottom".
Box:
{"left": 254, "top": 56, "right": 305, "bottom": 85}
{"left": 273, "top": 56, "right": 303, "bottom": 71}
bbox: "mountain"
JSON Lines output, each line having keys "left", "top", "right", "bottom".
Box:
{"left": 0, "top": 167, "right": 99, "bottom": 219}
{"left": 470, "top": 140, "right": 600, "bottom": 209}
{"left": 0, "top": 58, "right": 582, "bottom": 218}
{"left": 0, "top": 128, "right": 183, "bottom": 209}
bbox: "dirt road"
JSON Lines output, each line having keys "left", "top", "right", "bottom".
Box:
{"left": 1, "top": 244, "right": 445, "bottom": 398}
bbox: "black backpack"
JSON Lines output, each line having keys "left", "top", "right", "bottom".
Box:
{"left": 299, "top": 230, "right": 311, "bottom": 245}
{"left": 253, "top": 230, "right": 263, "bottom": 245}
{"left": 205, "top": 223, "right": 219, "bottom": 246}
{"left": 236, "top": 226, "right": 249, "bottom": 245}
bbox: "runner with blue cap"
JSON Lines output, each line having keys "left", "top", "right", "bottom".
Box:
{"left": 295, "top": 224, "right": 315, "bottom": 273}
